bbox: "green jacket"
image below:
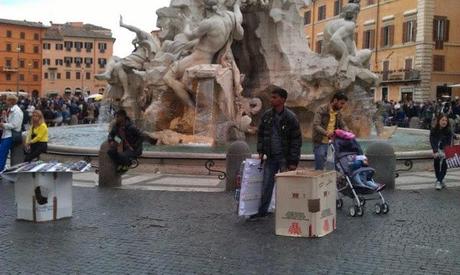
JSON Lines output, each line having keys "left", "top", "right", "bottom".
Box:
{"left": 312, "top": 104, "right": 347, "bottom": 145}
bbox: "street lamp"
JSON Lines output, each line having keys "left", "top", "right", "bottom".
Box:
{"left": 16, "top": 47, "right": 20, "bottom": 97}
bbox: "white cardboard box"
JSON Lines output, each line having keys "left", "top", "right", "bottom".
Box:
{"left": 275, "top": 169, "right": 337, "bottom": 238}
{"left": 14, "top": 172, "right": 73, "bottom": 222}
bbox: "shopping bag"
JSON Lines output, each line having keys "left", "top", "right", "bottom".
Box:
{"left": 238, "top": 159, "right": 264, "bottom": 216}
{"left": 444, "top": 145, "right": 460, "bottom": 168}
{"left": 325, "top": 144, "right": 335, "bottom": 170}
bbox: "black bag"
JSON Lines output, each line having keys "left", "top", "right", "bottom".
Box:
{"left": 11, "top": 130, "right": 23, "bottom": 146}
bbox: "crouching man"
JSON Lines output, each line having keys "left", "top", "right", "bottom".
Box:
{"left": 107, "top": 110, "right": 143, "bottom": 173}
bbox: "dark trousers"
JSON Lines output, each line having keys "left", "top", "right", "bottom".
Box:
{"left": 24, "top": 142, "right": 47, "bottom": 162}
{"left": 434, "top": 158, "right": 447, "bottom": 182}
{"left": 258, "top": 158, "right": 286, "bottom": 216}
{"left": 107, "top": 146, "right": 137, "bottom": 167}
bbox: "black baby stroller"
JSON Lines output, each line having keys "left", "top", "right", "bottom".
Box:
{"left": 331, "top": 137, "right": 389, "bottom": 217}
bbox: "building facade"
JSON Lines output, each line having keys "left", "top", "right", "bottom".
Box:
{"left": 42, "top": 22, "right": 114, "bottom": 96}
{"left": 303, "top": 0, "right": 460, "bottom": 102}
{"left": 0, "top": 19, "right": 46, "bottom": 96}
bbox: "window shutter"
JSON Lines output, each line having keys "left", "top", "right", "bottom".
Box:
{"left": 370, "top": 29, "right": 375, "bottom": 49}
{"left": 433, "top": 19, "right": 438, "bottom": 41}
{"left": 389, "top": 25, "right": 394, "bottom": 46}
{"left": 362, "top": 31, "right": 366, "bottom": 48}
{"left": 380, "top": 27, "right": 385, "bottom": 47}
{"left": 412, "top": 21, "right": 417, "bottom": 42}
{"left": 402, "top": 22, "right": 408, "bottom": 43}
{"left": 440, "top": 55, "right": 445, "bottom": 71}
{"left": 445, "top": 19, "right": 450, "bottom": 42}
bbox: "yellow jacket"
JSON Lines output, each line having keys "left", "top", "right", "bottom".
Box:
{"left": 26, "top": 123, "right": 48, "bottom": 144}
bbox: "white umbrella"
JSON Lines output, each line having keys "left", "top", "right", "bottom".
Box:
{"left": 448, "top": 84, "right": 460, "bottom": 88}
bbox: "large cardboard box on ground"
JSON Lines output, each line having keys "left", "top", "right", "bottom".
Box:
{"left": 275, "top": 170, "right": 337, "bottom": 238}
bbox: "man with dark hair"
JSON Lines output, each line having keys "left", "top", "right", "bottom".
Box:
{"left": 252, "top": 86, "right": 302, "bottom": 219}
{"left": 312, "top": 91, "right": 349, "bottom": 170}
{"left": 107, "top": 109, "right": 144, "bottom": 173}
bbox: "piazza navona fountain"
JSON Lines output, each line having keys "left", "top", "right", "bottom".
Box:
{"left": 93, "top": 0, "right": 382, "bottom": 146}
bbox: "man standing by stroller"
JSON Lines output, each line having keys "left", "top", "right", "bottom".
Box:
{"left": 251, "top": 86, "right": 302, "bottom": 219}
{"left": 312, "top": 91, "right": 349, "bottom": 170}
{"left": 107, "top": 110, "right": 143, "bottom": 173}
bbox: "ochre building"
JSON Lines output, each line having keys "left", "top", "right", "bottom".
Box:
{"left": 303, "top": 0, "right": 460, "bottom": 102}
{"left": 0, "top": 19, "right": 46, "bottom": 96}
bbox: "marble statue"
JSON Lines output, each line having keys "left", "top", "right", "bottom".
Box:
{"left": 322, "top": 2, "right": 372, "bottom": 72}
{"left": 163, "top": 0, "right": 244, "bottom": 108}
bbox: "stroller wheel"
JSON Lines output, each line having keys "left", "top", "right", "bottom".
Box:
{"left": 349, "top": 206, "right": 356, "bottom": 217}
{"left": 356, "top": 206, "right": 364, "bottom": 217}
{"left": 382, "top": 203, "right": 389, "bottom": 214}
{"left": 359, "top": 197, "right": 366, "bottom": 206}
{"left": 336, "top": 199, "right": 343, "bottom": 209}
{"left": 375, "top": 203, "right": 382, "bottom": 215}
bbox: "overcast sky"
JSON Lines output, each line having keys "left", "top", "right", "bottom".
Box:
{"left": 0, "top": 0, "right": 171, "bottom": 57}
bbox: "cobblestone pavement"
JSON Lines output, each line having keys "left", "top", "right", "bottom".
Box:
{"left": 1, "top": 176, "right": 459, "bottom": 275}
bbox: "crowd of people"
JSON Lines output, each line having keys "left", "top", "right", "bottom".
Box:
{"left": 376, "top": 98, "right": 460, "bottom": 131}
{"left": 0, "top": 92, "right": 103, "bottom": 131}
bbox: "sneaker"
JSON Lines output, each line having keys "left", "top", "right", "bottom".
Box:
{"left": 441, "top": 181, "right": 447, "bottom": 189}
{"left": 435, "top": 181, "right": 442, "bottom": 190}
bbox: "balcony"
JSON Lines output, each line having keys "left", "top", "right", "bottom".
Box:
{"left": 379, "top": 69, "right": 421, "bottom": 84}
{"left": 1, "top": 66, "right": 18, "bottom": 72}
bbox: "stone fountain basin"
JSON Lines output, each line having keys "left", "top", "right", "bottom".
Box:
{"left": 45, "top": 124, "right": 433, "bottom": 174}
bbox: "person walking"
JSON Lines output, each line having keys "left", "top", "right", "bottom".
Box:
{"left": 429, "top": 114, "right": 459, "bottom": 190}
{"left": 0, "top": 95, "right": 24, "bottom": 171}
{"left": 312, "top": 91, "right": 348, "bottom": 170}
{"left": 251, "top": 86, "right": 302, "bottom": 219}
{"left": 24, "top": 110, "right": 48, "bottom": 162}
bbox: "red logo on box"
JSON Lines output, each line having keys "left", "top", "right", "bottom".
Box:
{"left": 288, "top": 222, "right": 302, "bottom": 235}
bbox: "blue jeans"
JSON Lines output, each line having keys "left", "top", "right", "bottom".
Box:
{"left": 313, "top": 144, "right": 329, "bottom": 170}
{"left": 0, "top": 137, "right": 12, "bottom": 171}
{"left": 258, "top": 158, "right": 286, "bottom": 216}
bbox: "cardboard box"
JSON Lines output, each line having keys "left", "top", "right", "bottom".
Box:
{"left": 14, "top": 172, "right": 72, "bottom": 222}
{"left": 275, "top": 169, "right": 337, "bottom": 238}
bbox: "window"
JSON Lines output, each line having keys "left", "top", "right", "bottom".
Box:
{"left": 315, "top": 40, "right": 323, "bottom": 54}
{"left": 98, "top": 58, "right": 107, "bottom": 68}
{"left": 433, "top": 16, "right": 450, "bottom": 49}
{"left": 86, "top": 72, "right": 91, "bottom": 80}
{"left": 6, "top": 43, "right": 11, "bottom": 52}
{"left": 57, "top": 73, "right": 61, "bottom": 79}
{"left": 19, "top": 44, "right": 25, "bottom": 52}
{"left": 19, "top": 59, "right": 25, "bottom": 68}
{"left": 19, "top": 74, "right": 24, "bottom": 81}
{"left": 98, "top": 43, "right": 107, "bottom": 53}
{"left": 33, "top": 45, "right": 39, "bottom": 54}
{"left": 43, "top": 43, "right": 51, "bottom": 50}
{"left": 381, "top": 87, "right": 388, "bottom": 101}
{"left": 49, "top": 71, "right": 56, "bottom": 81}
{"left": 20, "top": 32, "right": 25, "bottom": 39}
{"left": 55, "top": 59, "right": 63, "bottom": 66}
{"left": 318, "top": 5, "right": 326, "bottom": 21}
{"left": 84, "top": 42, "right": 93, "bottom": 52}
{"left": 403, "top": 20, "right": 416, "bottom": 43}
{"left": 64, "top": 57, "right": 72, "bottom": 67}
{"left": 334, "top": 0, "right": 342, "bottom": 16}
{"left": 64, "top": 41, "right": 73, "bottom": 51}
{"left": 76, "top": 72, "right": 81, "bottom": 80}
{"left": 362, "top": 29, "right": 375, "bottom": 49}
{"left": 66, "top": 71, "right": 71, "bottom": 79}
{"left": 55, "top": 44, "right": 63, "bottom": 50}
{"left": 367, "top": 0, "right": 375, "bottom": 5}
{"left": 84, "top": 58, "right": 93, "bottom": 68}
{"left": 33, "top": 74, "right": 39, "bottom": 81}
{"left": 33, "top": 60, "right": 39, "bottom": 69}
{"left": 433, "top": 55, "right": 445, "bottom": 71}
{"left": 42, "top": 59, "right": 50, "bottom": 66}
{"left": 5, "top": 59, "right": 12, "bottom": 68}
{"left": 380, "top": 25, "right": 394, "bottom": 47}
{"left": 304, "top": 11, "right": 311, "bottom": 25}
{"left": 75, "top": 41, "right": 83, "bottom": 52}
{"left": 6, "top": 73, "right": 11, "bottom": 81}
{"left": 6, "top": 30, "right": 12, "bottom": 38}
{"left": 404, "top": 58, "right": 413, "bottom": 79}
{"left": 74, "top": 57, "right": 82, "bottom": 67}
{"left": 34, "top": 33, "right": 39, "bottom": 40}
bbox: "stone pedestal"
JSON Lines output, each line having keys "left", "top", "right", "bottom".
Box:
{"left": 366, "top": 141, "right": 396, "bottom": 189}
{"left": 98, "top": 141, "right": 121, "bottom": 188}
{"left": 225, "top": 141, "right": 251, "bottom": 191}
